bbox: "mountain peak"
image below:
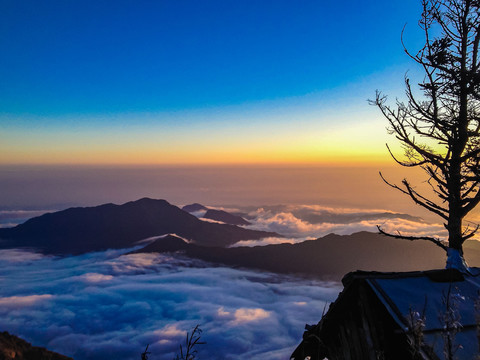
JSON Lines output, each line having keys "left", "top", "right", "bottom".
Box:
{"left": 126, "top": 198, "right": 170, "bottom": 206}
{"left": 182, "top": 203, "right": 208, "bottom": 212}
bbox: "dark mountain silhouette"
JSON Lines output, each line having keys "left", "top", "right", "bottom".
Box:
{"left": 181, "top": 203, "right": 208, "bottom": 213}
{"left": 0, "top": 331, "right": 72, "bottom": 360}
{"left": 203, "top": 209, "right": 251, "bottom": 226}
{"left": 132, "top": 231, "right": 480, "bottom": 280}
{"left": 0, "top": 198, "right": 279, "bottom": 255}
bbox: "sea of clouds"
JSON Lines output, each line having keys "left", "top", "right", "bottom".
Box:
{"left": 198, "top": 204, "right": 447, "bottom": 245}
{"left": 0, "top": 247, "right": 341, "bottom": 360}
{"left": 0, "top": 202, "right": 448, "bottom": 359}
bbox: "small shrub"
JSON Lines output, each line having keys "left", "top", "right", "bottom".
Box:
{"left": 173, "top": 324, "right": 206, "bottom": 360}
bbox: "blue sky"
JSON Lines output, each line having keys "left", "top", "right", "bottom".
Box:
{"left": 0, "top": 0, "right": 422, "bottom": 114}
{"left": 0, "top": 0, "right": 425, "bottom": 164}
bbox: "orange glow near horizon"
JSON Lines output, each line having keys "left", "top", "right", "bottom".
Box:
{"left": 0, "top": 113, "right": 396, "bottom": 166}
{"left": 0, "top": 141, "right": 393, "bottom": 167}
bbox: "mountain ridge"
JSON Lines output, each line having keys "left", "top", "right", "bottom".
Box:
{"left": 203, "top": 209, "right": 251, "bottom": 226}
{"left": 0, "top": 198, "right": 279, "bottom": 255}
{"left": 130, "top": 231, "right": 480, "bottom": 281}
{"left": 182, "top": 203, "right": 251, "bottom": 226}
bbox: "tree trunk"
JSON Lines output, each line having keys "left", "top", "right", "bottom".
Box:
{"left": 446, "top": 210, "right": 469, "bottom": 272}
{"left": 446, "top": 169, "right": 469, "bottom": 272}
{"left": 446, "top": 25, "right": 470, "bottom": 271}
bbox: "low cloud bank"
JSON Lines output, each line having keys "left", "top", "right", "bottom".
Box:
{"left": 0, "top": 248, "right": 341, "bottom": 360}
{"left": 231, "top": 237, "right": 307, "bottom": 247}
{"left": 236, "top": 204, "right": 446, "bottom": 241}
{"left": 188, "top": 203, "right": 447, "bottom": 247}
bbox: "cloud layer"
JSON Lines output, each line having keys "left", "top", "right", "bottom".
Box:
{"left": 201, "top": 204, "right": 447, "bottom": 243}
{"left": 0, "top": 202, "right": 453, "bottom": 359}
{"left": 0, "top": 248, "right": 340, "bottom": 360}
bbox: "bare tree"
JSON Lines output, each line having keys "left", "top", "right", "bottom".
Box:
{"left": 372, "top": 0, "right": 480, "bottom": 271}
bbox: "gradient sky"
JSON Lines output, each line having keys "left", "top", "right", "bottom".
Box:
{"left": 0, "top": 0, "right": 427, "bottom": 165}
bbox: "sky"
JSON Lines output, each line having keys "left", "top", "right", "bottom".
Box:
{"left": 1, "top": 3, "right": 478, "bottom": 357}
{"left": 0, "top": 0, "right": 426, "bottom": 166}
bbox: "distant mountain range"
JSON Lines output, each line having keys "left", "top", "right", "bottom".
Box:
{"left": 0, "top": 198, "right": 279, "bottom": 255}
{"left": 131, "top": 232, "right": 480, "bottom": 281}
{"left": 2, "top": 197, "right": 479, "bottom": 280}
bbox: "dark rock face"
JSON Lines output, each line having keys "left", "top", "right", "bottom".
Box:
{"left": 181, "top": 203, "right": 208, "bottom": 213}
{"left": 0, "top": 198, "right": 279, "bottom": 255}
{"left": 0, "top": 331, "right": 72, "bottom": 360}
{"left": 203, "top": 209, "right": 251, "bottom": 226}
